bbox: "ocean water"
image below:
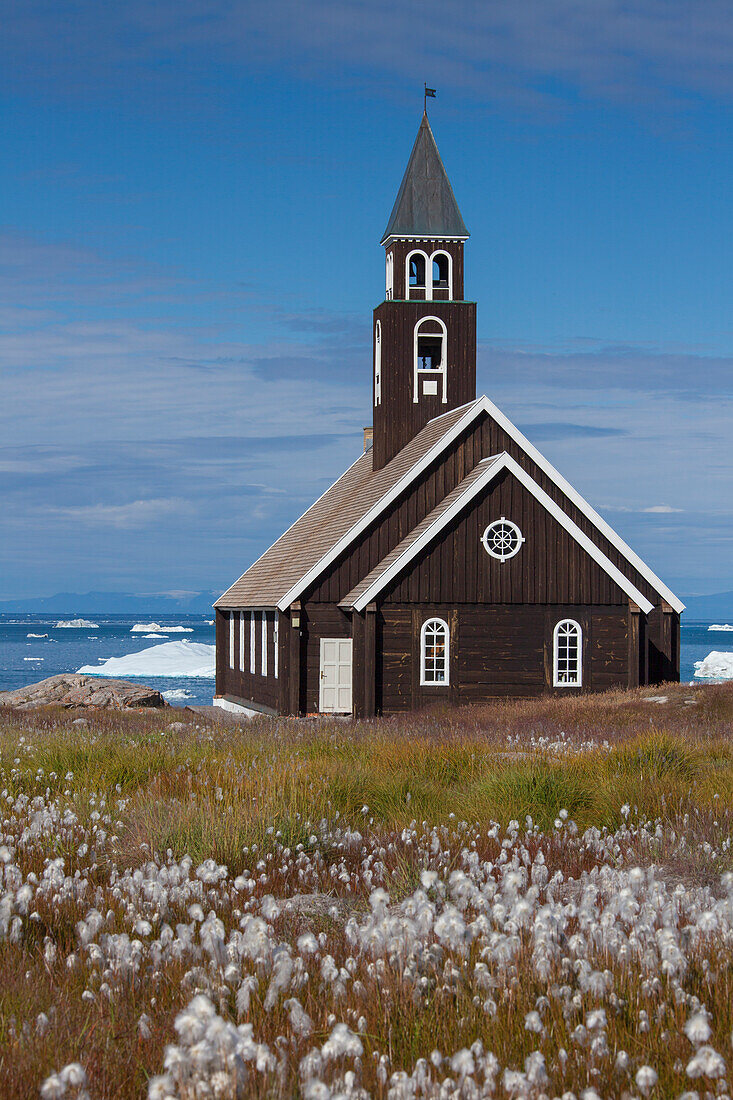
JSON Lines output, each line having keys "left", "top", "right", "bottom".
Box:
{"left": 0, "top": 615, "right": 729, "bottom": 708}
{"left": 0, "top": 615, "right": 216, "bottom": 707}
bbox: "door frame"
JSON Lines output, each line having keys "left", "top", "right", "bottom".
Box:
{"left": 319, "top": 637, "right": 353, "bottom": 714}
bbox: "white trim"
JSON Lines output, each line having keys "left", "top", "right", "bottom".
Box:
{"left": 430, "top": 250, "right": 452, "bottom": 298}
{"left": 351, "top": 453, "right": 655, "bottom": 614}
{"left": 276, "top": 402, "right": 485, "bottom": 611}
{"left": 374, "top": 320, "right": 382, "bottom": 406}
{"left": 273, "top": 615, "right": 279, "bottom": 679}
{"left": 381, "top": 234, "right": 469, "bottom": 246}
{"left": 472, "top": 395, "right": 685, "bottom": 613}
{"left": 414, "top": 315, "right": 448, "bottom": 404}
{"left": 385, "top": 252, "right": 393, "bottom": 300}
{"left": 261, "top": 612, "right": 268, "bottom": 677}
{"left": 406, "top": 248, "right": 429, "bottom": 299}
{"left": 481, "top": 516, "right": 524, "bottom": 562}
{"left": 553, "top": 619, "right": 583, "bottom": 687}
{"left": 420, "top": 617, "right": 450, "bottom": 685}
{"left": 213, "top": 697, "right": 258, "bottom": 717}
{"left": 239, "top": 611, "right": 245, "bottom": 672}
{"left": 228, "top": 611, "right": 234, "bottom": 669}
{"left": 250, "top": 612, "right": 256, "bottom": 674}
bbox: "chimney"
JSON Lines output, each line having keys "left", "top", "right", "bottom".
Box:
{"left": 363, "top": 426, "right": 373, "bottom": 452}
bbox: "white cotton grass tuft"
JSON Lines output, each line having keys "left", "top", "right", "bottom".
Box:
{"left": 684, "top": 1011, "right": 712, "bottom": 1044}
{"left": 686, "top": 1045, "right": 726, "bottom": 1078}
{"left": 634, "top": 1065, "right": 658, "bottom": 1095}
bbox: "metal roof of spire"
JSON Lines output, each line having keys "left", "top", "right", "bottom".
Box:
{"left": 381, "top": 112, "right": 469, "bottom": 245}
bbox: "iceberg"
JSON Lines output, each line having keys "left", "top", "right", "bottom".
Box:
{"left": 78, "top": 640, "right": 215, "bottom": 679}
{"left": 24, "top": 657, "right": 44, "bottom": 661}
{"left": 130, "top": 623, "right": 193, "bottom": 633}
{"left": 163, "top": 688, "right": 194, "bottom": 701}
{"left": 27, "top": 633, "right": 48, "bottom": 638}
{"left": 56, "top": 619, "right": 99, "bottom": 629}
{"left": 144, "top": 633, "right": 167, "bottom": 639}
{"left": 709, "top": 624, "right": 733, "bottom": 631}
{"left": 694, "top": 651, "right": 733, "bottom": 680}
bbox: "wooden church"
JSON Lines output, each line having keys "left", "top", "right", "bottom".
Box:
{"left": 214, "top": 113, "right": 683, "bottom": 716}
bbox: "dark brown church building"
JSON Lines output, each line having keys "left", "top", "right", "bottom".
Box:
{"left": 214, "top": 113, "right": 683, "bottom": 716}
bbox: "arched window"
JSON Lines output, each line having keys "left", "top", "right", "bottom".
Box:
{"left": 553, "top": 620, "right": 582, "bottom": 687}
{"left": 414, "top": 316, "right": 448, "bottom": 403}
{"left": 374, "top": 321, "right": 382, "bottom": 406}
{"left": 421, "top": 618, "right": 450, "bottom": 685}
{"left": 431, "top": 252, "right": 451, "bottom": 297}
{"left": 385, "top": 252, "right": 393, "bottom": 300}
{"left": 406, "top": 250, "right": 428, "bottom": 298}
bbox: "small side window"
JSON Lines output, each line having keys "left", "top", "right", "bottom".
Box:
{"left": 420, "top": 617, "right": 450, "bottom": 685}
{"left": 250, "top": 612, "right": 256, "bottom": 675}
{"left": 228, "top": 612, "right": 235, "bottom": 669}
{"left": 553, "top": 619, "right": 582, "bottom": 687}
{"left": 374, "top": 320, "right": 382, "bottom": 406}
{"left": 239, "top": 611, "right": 245, "bottom": 672}
{"left": 261, "top": 612, "right": 268, "bottom": 677}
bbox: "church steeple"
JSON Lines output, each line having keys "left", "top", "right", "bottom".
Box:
{"left": 381, "top": 112, "right": 469, "bottom": 245}
{"left": 372, "top": 114, "right": 476, "bottom": 470}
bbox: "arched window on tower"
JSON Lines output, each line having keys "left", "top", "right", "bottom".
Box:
{"left": 374, "top": 321, "right": 382, "bottom": 406}
{"left": 385, "top": 252, "right": 394, "bottom": 300}
{"left": 414, "top": 316, "right": 447, "bottom": 403}
{"left": 431, "top": 252, "right": 452, "bottom": 299}
{"left": 406, "top": 250, "right": 427, "bottom": 299}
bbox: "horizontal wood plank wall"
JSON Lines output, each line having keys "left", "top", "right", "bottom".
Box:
{"left": 378, "top": 604, "right": 629, "bottom": 710}
{"left": 302, "top": 605, "right": 352, "bottom": 714}
{"left": 307, "top": 410, "right": 665, "bottom": 613}
{"left": 216, "top": 610, "right": 283, "bottom": 712}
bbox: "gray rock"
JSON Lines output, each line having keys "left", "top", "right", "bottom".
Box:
{"left": 0, "top": 674, "right": 168, "bottom": 710}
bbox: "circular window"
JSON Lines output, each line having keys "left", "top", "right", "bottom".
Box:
{"left": 481, "top": 517, "right": 525, "bottom": 562}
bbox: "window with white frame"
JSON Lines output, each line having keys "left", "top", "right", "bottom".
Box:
{"left": 239, "top": 611, "right": 245, "bottom": 672}
{"left": 261, "top": 612, "right": 268, "bottom": 677}
{"left": 420, "top": 617, "right": 450, "bottom": 685}
{"left": 481, "top": 517, "right": 525, "bottom": 562}
{"left": 374, "top": 320, "right": 382, "bottom": 406}
{"left": 385, "top": 252, "right": 393, "bottom": 300}
{"left": 250, "top": 612, "right": 256, "bottom": 674}
{"left": 273, "top": 615, "right": 279, "bottom": 679}
{"left": 228, "top": 612, "right": 234, "bottom": 669}
{"left": 414, "top": 316, "right": 447, "bottom": 403}
{"left": 431, "top": 251, "right": 451, "bottom": 296}
{"left": 553, "top": 619, "right": 582, "bottom": 687}
{"left": 406, "top": 250, "right": 427, "bottom": 298}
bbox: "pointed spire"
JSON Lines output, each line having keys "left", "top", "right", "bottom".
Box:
{"left": 381, "top": 112, "right": 469, "bottom": 245}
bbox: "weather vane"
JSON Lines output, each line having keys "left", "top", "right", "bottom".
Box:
{"left": 424, "top": 83, "right": 436, "bottom": 112}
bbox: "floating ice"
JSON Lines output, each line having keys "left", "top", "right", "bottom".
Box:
{"left": 78, "top": 640, "right": 215, "bottom": 679}
{"left": 24, "top": 657, "right": 44, "bottom": 661}
{"left": 55, "top": 619, "right": 99, "bottom": 629}
{"left": 162, "top": 688, "right": 194, "bottom": 701}
{"left": 709, "top": 623, "right": 733, "bottom": 631}
{"left": 130, "top": 623, "right": 193, "bottom": 633}
{"left": 27, "top": 633, "right": 48, "bottom": 638}
{"left": 694, "top": 652, "right": 733, "bottom": 680}
{"left": 144, "top": 633, "right": 167, "bottom": 639}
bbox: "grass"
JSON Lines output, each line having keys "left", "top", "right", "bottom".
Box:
{"left": 0, "top": 680, "right": 731, "bottom": 1097}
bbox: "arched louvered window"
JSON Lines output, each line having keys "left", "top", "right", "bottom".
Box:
{"left": 385, "top": 252, "right": 394, "bottom": 300}
{"left": 374, "top": 320, "right": 382, "bottom": 406}
{"left": 431, "top": 251, "right": 451, "bottom": 296}
{"left": 414, "top": 316, "right": 448, "bottom": 403}
{"left": 420, "top": 617, "right": 450, "bottom": 685}
{"left": 553, "top": 619, "right": 582, "bottom": 687}
{"left": 406, "top": 250, "right": 428, "bottom": 298}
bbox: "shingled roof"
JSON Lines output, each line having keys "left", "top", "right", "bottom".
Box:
{"left": 214, "top": 401, "right": 476, "bottom": 611}
{"left": 381, "top": 113, "right": 469, "bottom": 244}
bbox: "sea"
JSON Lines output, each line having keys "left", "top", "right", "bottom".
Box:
{"left": 0, "top": 616, "right": 729, "bottom": 708}
{"left": 0, "top": 615, "right": 216, "bottom": 707}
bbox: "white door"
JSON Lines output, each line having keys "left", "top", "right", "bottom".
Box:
{"left": 319, "top": 638, "right": 353, "bottom": 714}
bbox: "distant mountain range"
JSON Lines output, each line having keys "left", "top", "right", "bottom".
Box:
{"left": 0, "top": 588, "right": 731, "bottom": 619}
{"left": 0, "top": 590, "right": 219, "bottom": 615}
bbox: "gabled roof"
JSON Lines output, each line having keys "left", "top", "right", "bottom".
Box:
{"left": 381, "top": 113, "right": 469, "bottom": 245}
{"left": 216, "top": 394, "right": 684, "bottom": 616}
{"left": 340, "top": 453, "right": 655, "bottom": 615}
{"left": 214, "top": 401, "right": 475, "bottom": 611}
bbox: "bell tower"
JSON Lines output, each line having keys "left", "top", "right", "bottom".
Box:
{"left": 372, "top": 112, "right": 476, "bottom": 470}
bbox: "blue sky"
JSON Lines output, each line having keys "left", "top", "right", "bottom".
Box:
{"left": 1, "top": 0, "right": 731, "bottom": 600}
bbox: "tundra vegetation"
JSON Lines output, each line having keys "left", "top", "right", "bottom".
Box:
{"left": 0, "top": 682, "right": 732, "bottom": 1099}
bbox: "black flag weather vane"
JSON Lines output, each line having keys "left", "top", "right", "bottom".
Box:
{"left": 424, "top": 84, "right": 436, "bottom": 111}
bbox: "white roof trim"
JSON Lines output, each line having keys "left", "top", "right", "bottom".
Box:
{"left": 472, "top": 395, "right": 685, "bottom": 613}
{"left": 352, "top": 453, "right": 655, "bottom": 614}
{"left": 276, "top": 402, "right": 484, "bottom": 612}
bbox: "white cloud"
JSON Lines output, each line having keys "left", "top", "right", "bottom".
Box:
{"left": 42, "top": 498, "right": 190, "bottom": 529}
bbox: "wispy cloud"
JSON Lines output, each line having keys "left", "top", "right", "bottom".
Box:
{"left": 41, "top": 498, "right": 190, "bottom": 529}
